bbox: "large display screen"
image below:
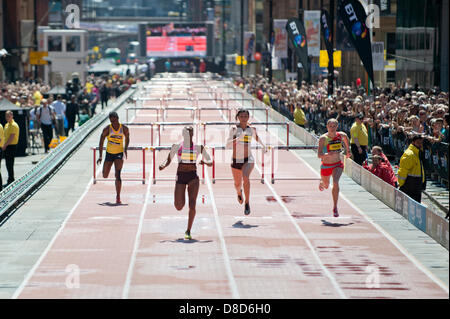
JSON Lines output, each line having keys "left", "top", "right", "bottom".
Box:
{"left": 146, "top": 23, "right": 207, "bottom": 57}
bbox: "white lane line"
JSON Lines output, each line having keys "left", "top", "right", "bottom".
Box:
{"left": 204, "top": 167, "right": 240, "bottom": 299}
{"left": 232, "top": 98, "right": 346, "bottom": 297}
{"left": 121, "top": 171, "right": 152, "bottom": 299}
{"left": 205, "top": 95, "right": 240, "bottom": 298}
{"left": 12, "top": 177, "right": 94, "bottom": 299}
{"left": 13, "top": 101, "right": 147, "bottom": 299}
{"left": 252, "top": 162, "right": 347, "bottom": 299}
{"left": 214, "top": 93, "right": 341, "bottom": 298}
{"left": 256, "top": 108, "right": 449, "bottom": 294}
{"left": 122, "top": 97, "right": 158, "bottom": 299}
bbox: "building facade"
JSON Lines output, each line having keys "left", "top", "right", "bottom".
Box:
{"left": 395, "top": 0, "right": 448, "bottom": 91}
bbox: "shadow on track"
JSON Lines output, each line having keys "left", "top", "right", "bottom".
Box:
{"left": 321, "top": 219, "right": 354, "bottom": 227}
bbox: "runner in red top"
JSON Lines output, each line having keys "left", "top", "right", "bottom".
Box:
{"left": 317, "top": 118, "right": 351, "bottom": 217}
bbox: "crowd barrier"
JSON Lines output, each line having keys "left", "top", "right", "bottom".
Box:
{"left": 242, "top": 88, "right": 448, "bottom": 250}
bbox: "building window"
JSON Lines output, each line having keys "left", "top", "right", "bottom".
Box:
{"left": 48, "top": 36, "right": 62, "bottom": 51}
{"left": 387, "top": 71, "right": 396, "bottom": 83}
{"left": 66, "top": 36, "right": 81, "bottom": 52}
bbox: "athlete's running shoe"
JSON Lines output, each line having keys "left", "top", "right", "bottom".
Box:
{"left": 333, "top": 207, "right": 339, "bottom": 217}
{"left": 185, "top": 231, "right": 192, "bottom": 240}
{"left": 244, "top": 203, "right": 251, "bottom": 215}
{"left": 116, "top": 196, "right": 122, "bottom": 205}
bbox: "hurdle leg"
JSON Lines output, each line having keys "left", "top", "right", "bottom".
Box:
{"left": 150, "top": 124, "right": 154, "bottom": 146}
{"left": 212, "top": 147, "right": 216, "bottom": 184}
{"left": 93, "top": 148, "right": 97, "bottom": 184}
{"left": 286, "top": 123, "right": 290, "bottom": 150}
{"left": 271, "top": 147, "right": 275, "bottom": 184}
{"left": 158, "top": 124, "right": 161, "bottom": 147}
{"left": 152, "top": 148, "right": 156, "bottom": 184}
{"left": 142, "top": 148, "right": 146, "bottom": 184}
{"left": 261, "top": 148, "right": 265, "bottom": 184}
{"left": 203, "top": 124, "right": 206, "bottom": 146}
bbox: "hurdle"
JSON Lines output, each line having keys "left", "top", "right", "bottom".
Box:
{"left": 133, "top": 97, "right": 164, "bottom": 109}
{"left": 209, "top": 145, "right": 320, "bottom": 184}
{"left": 219, "top": 98, "right": 255, "bottom": 108}
{"left": 201, "top": 121, "right": 291, "bottom": 148}
{"left": 126, "top": 106, "right": 197, "bottom": 123}
{"left": 92, "top": 146, "right": 147, "bottom": 184}
{"left": 123, "top": 122, "right": 201, "bottom": 147}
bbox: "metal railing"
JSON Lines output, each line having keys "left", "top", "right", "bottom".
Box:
{"left": 0, "top": 87, "right": 137, "bottom": 221}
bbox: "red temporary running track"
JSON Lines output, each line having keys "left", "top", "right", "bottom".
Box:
{"left": 14, "top": 82, "right": 448, "bottom": 299}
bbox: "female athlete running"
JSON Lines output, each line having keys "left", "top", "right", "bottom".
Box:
{"left": 317, "top": 118, "right": 351, "bottom": 217}
{"left": 226, "top": 109, "right": 267, "bottom": 215}
{"left": 159, "top": 126, "right": 212, "bottom": 239}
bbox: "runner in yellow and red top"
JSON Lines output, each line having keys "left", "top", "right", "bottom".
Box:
{"left": 159, "top": 126, "right": 212, "bottom": 240}
{"left": 317, "top": 118, "right": 351, "bottom": 217}
{"left": 97, "top": 112, "right": 130, "bottom": 204}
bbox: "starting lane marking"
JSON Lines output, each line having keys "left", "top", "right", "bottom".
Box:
{"left": 252, "top": 105, "right": 449, "bottom": 294}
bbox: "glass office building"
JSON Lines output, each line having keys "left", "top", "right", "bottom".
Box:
{"left": 396, "top": 0, "right": 448, "bottom": 90}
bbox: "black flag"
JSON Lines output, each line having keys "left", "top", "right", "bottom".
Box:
{"left": 285, "top": 18, "right": 309, "bottom": 76}
{"left": 337, "top": 0, "right": 374, "bottom": 83}
{"left": 320, "top": 9, "right": 334, "bottom": 59}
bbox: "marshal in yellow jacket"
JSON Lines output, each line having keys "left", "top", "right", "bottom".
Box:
{"left": 397, "top": 144, "right": 425, "bottom": 188}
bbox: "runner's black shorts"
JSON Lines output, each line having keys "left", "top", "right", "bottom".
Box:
{"left": 231, "top": 157, "right": 254, "bottom": 170}
{"left": 105, "top": 152, "right": 124, "bottom": 162}
{"left": 176, "top": 170, "right": 199, "bottom": 185}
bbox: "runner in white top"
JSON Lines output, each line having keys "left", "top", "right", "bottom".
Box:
{"left": 226, "top": 109, "right": 267, "bottom": 215}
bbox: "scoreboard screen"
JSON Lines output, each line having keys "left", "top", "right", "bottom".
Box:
{"left": 145, "top": 23, "right": 207, "bottom": 57}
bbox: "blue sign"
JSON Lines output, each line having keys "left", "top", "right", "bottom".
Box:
{"left": 408, "top": 198, "right": 427, "bottom": 232}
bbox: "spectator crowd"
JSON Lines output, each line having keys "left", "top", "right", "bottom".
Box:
{"left": 0, "top": 73, "right": 136, "bottom": 153}
{"left": 236, "top": 74, "right": 449, "bottom": 203}
{"left": 237, "top": 74, "right": 448, "bottom": 145}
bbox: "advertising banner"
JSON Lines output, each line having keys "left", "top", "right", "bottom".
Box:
{"left": 286, "top": 18, "right": 309, "bottom": 75}
{"left": 408, "top": 199, "right": 427, "bottom": 232}
{"left": 426, "top": 209, "right": 449, "bottom": 249}
{"left": 361, "top": 167, "right": 371, "bottom": 192}
{"left": 336, "top": 15, "right": 355, "bottom": 51}
{"left": 395, "top": 189, "right": 408, "bottom": 218}
{"left": 320, "top": 9, "right": 334, "bottom": 58}
{"left": 381, "top": 182, "right": 396, "bottom": 210}
{"left": 337, "top": 0, "right": 374, "bottom": 82}
{"left": 304, "top": 11, "right": 321, "bottom": 57}
{"left": 273, "top": 19, "right": 288, "bottom": 58}
{"left": 351, "top": 160, "right": 361, "bottom": 185}
{"left": 371, "top": 175, "right": 385, "bottom": 200}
